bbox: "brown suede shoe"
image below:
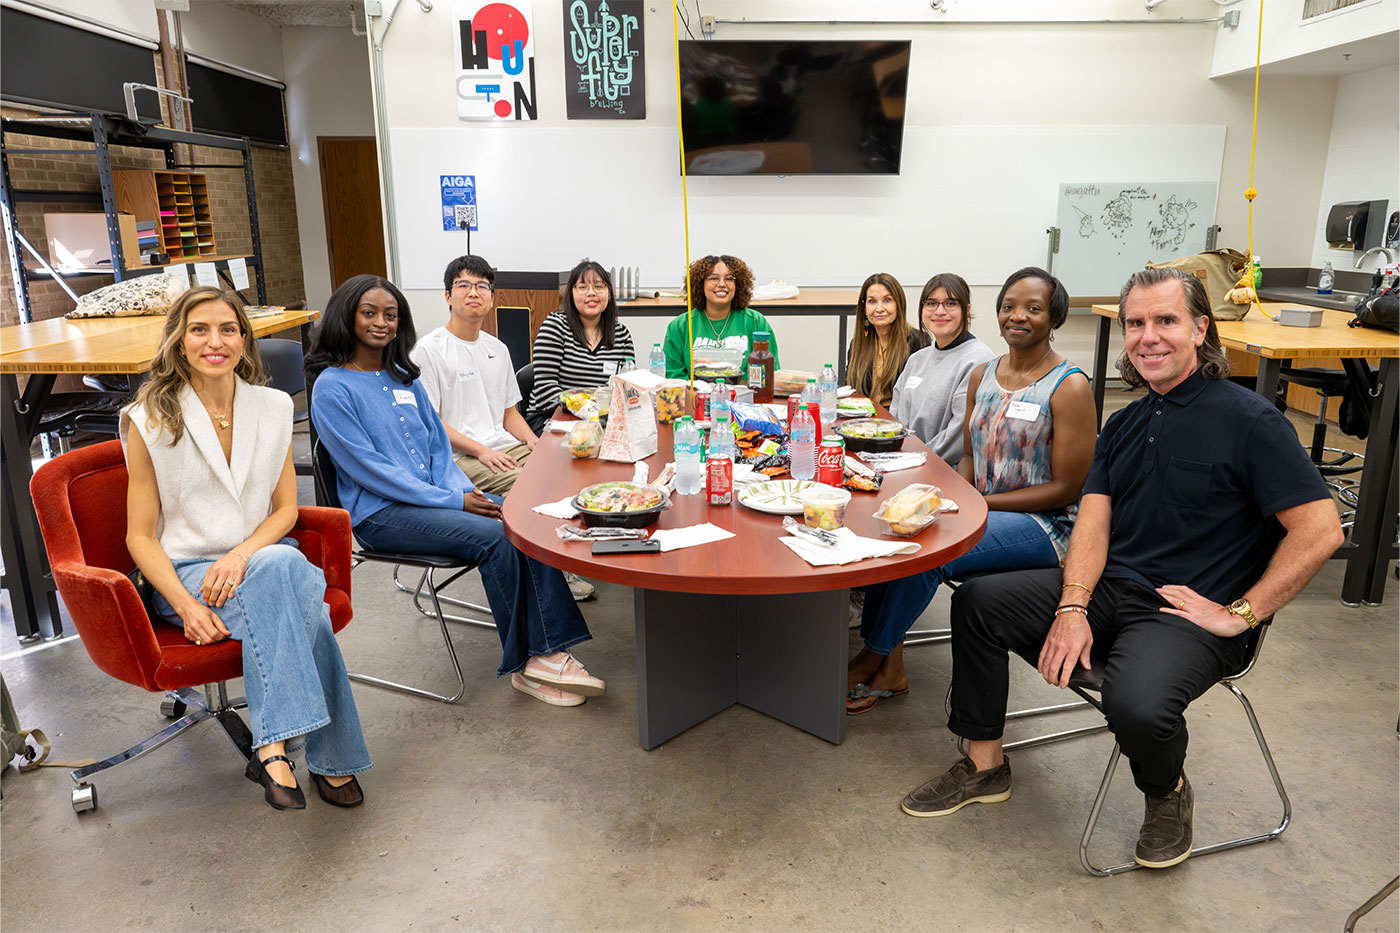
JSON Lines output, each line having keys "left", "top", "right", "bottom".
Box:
{"left": 1135, "top": 771, "right": 1193, "bottom": 868}
{"left": 900, "top": 755, "right": 1012, "bottom": 818}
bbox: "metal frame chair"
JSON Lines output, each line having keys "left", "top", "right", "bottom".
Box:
{"left": 953, "top": 621, "right": 1288, "bottom": 876}
{"left": 312, "top": 439, "right": 495, "bottom": 704}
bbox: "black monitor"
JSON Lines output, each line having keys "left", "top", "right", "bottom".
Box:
{"left": 678, "top": 39, "right": 911, "bottom": 176}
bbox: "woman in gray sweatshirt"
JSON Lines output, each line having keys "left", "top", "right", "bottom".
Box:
{"left": 890, "top": 273, "right": 995, "bottom": 465}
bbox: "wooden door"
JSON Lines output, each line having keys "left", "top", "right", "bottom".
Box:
{"left": 318, "top": 137, "right": 386, "bottom": 288}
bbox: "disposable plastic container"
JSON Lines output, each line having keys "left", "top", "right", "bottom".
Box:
{"left": 801, "top": 484, "right": 851, "bottom": 531}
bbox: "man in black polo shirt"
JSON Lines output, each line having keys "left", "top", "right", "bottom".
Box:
{"left": 900, "top": 267, "right": 1342, "bottom": 869}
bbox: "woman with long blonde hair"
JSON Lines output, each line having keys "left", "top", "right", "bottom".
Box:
{"left": 846, "top": 272, "right": 929, "bottom": 409}
{"left": 123, "top": 286, "right": 370, "bottom": 810}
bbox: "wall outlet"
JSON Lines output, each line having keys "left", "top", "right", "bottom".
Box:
{"left": 701, "top": 15, "right": 715, "bottom": 36}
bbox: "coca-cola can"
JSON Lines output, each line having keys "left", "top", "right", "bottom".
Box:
{"left": 787, "top": 396, "right": 822, "bottom": 442}
{"left": 817, "top": 437, "right": 845, "bottom": 487}
{"left": 706, "top": 453, "right": 732, "bottom": 505}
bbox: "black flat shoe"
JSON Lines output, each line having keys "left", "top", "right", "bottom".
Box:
{"left": 245, "top": 753, "right": 306, "bottom": 810}
{"left": 311, "top": 772, "right": 365, "bottom": 808}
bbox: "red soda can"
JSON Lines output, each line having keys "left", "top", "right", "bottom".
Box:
{"left": 706, "top": 452, "right": 732, "bottom": 505}
{"left": 817, "top": 437, "right": 845, "bottom": 487}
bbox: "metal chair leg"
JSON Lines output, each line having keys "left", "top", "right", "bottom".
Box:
{"left": 349, "top": 566, "right": 468, "bottom": 704}
{"left": 1345, "top": 876, "right": 1400, "bottom": 933}
{"left": 950, "top": 683, "right": 1107, "bottom": 755}
{"left": 904, "top": 627, "right": 950, "bottom": 647}
{"left": 392, "top": 565, "right": 496, "bottom": 630}
{"left": 1078, "top": 680, "right": 1290, "bottom": 876}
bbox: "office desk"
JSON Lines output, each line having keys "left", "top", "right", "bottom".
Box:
{"left": 1, "top": 309, "right": 319, "bottom": 640}
{"left": 502, "top": 417, "right": 986, "bottom": 749}
{"left": 1089, "top": 302, "right": 1399, "bottom": 606}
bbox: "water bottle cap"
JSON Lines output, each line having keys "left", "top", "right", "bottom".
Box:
{"left": 798, "top": 403, "right": 808, "bottom": 410}
{"left": 653, "top": 342, "right": 660, "bottom": 346}
{"left": 807, "top": 378, "right": 816, "bottom": 382}
{"left": 679, "top": 415, "right": 692, "bottom": 422}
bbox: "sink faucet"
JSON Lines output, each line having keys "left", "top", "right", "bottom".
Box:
{"left": 1355, "top": 246, "right": 1397, "bottom": 268}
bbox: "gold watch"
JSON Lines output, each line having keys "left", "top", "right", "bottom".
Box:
{"left": 1227, "top": 598, "right": 1259, "bottom": 629}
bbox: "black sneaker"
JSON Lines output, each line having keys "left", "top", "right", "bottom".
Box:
{"left": 1135, "top": 772, "right": 1194, "bottom": 868}
{"left": 900, "top": 756, "right": 1011, "bottom": 818}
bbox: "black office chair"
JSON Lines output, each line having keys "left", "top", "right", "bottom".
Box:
{"left": 1278, "top": 362, "right": 1375, "bottom": 477}
{"left": 951, "top": 621, "right": 1287, "bottom": 876}
{"left": 312, "top": 438, "right": 494, "bottom": 703}
{"left": 257, "top": 338, "right": 309, "bottom": 425}
{"left": 516, "top": 361, "right": 534, "bottom": 418}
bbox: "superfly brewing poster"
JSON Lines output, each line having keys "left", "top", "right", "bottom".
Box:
{"left": 562, "top": 0, "right": 645, "bottom": 119}
{"left": 453, "top": 0, "right": 538, "bottom": 121}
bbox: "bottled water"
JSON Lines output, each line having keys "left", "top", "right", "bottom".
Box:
{"left": 649, "top": 343, "right": 665, "bottom": 376}
{"left": 674, "top": 416, "right": 703, "bottom": 494}
{"left": 789, "top": 403, "right": 816, "bottom": 480}
{"left": 710, "top": 403, "right": 735, "bottom": 460}
{"left": 624, "top": 356, "right": 636, "bottom": 373}
{"left": 709, "top": 378, "right": 728, "bottom": 423}
{"left": 818, "top": 363, "right": 838, "bottom": 426}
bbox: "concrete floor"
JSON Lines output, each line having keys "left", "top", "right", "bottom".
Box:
{"left": 2, "top": 357, "right": 1397, "bottom": 931}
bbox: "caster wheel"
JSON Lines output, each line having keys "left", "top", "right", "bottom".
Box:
{"left": 160, "top": 697, "right": 187, "bottom": 718}
{"left": 71, "top": 783, "right": 97, "bottom": 814}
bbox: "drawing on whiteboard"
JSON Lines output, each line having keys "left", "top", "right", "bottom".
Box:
{"left": 1100, "top": 186, "right": 1151, "bottom": 241}
{"left": 1149, "top": 195, "right": 1198, "bottom": 251}
{"left": 1072, "top": 206, "right": 1095, "bottom": 238}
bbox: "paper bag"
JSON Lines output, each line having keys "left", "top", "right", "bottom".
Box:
{"left": 599, "top": 371, "right": 658, "bottom": 462}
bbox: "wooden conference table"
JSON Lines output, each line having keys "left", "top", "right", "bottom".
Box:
{"left": 502, "top": 415, "right": 987, "bottom": 749}
{"left": 1089, "top": 302, "right": 1399, "bottom": 606}
{"left": 0, "top": 308, "right": 319, "bottom": 640}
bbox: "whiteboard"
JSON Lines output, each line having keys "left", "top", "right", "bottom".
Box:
{"left": 388, "top": 124, "right": 1226, "bottom": 295}
{"left": 1053, "top": 181, "right": 1220, "bottom": 297}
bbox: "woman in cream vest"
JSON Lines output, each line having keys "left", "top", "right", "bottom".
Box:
{"left": 122, "top": 286, "right": 370, "bottom": 810}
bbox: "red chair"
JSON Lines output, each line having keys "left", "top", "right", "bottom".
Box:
{"left": 29, "top": 440, "right": 354, "bottom": 814}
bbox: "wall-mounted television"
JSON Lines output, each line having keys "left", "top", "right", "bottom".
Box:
{"left": 678, "top": 39, "right": 910, "bottom": 176}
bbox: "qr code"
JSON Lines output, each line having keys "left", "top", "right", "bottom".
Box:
{"left": 454, "top": 205, "right": 477, "bottom": 226}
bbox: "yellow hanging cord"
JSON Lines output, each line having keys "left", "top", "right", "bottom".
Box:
{"left": 1244, "top": 0, "right": 1271, "bottom": 320}
{"left": 671, "top": 2, "right": 696, "bottom": 392}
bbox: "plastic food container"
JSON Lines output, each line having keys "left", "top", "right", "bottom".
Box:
{"left": 873, "top": 483, "right": 945, "bottom": 537}
{"left": 572, "top": 481, "right": 670, "bottom": 528}
{"left": 559, "top": 387, "right": 602, "bottom": 420}
{"left": 836, "top": 417, "right": 910, "bottom": 453}
{"left": 692, "top": 346, "right": 745, "bottom": 379}
{"left": 561, "top": 420, "right": 603, "bottom": 459}
{"left": 801, "top": 484, "right": 851, "bottom": 531}
{"left": 654, "top": 382, "right": 688, "bottom": 423}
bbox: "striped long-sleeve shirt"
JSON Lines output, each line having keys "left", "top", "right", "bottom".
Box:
{"left": 525, "top": 311, "right": 635, "bottom": 430}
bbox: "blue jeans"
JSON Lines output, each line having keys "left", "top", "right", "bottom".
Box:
{"left": 860, "top": 511, "right": 1061, "bottom": 655}
{"left": 153, "top": 543, "right": 372, "bottom": 777}
{"left": 354, "top": 499, "right": 591, "bottom": 676}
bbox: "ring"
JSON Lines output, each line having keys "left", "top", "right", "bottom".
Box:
{"left": 1177, "top": 601, "right": 1185, "bottom": 609}
{"left": 195, "top": 638, "right": 202, "bottom": 645}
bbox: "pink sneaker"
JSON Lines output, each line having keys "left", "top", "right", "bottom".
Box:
{"left": 510, "top": 672, "right": 584, "bottom": 707}
{"left": 522, "top": 652, "right": 606, "bottom": 697}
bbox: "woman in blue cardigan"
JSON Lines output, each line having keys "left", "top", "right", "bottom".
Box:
{"left": 306, "top": 274, "right": 605, "bottom": 708}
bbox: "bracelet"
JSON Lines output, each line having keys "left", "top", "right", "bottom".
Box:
{"left": 1055, "top": 605, "right": 1088, "bottom": 616}
{"left": 1061, "top": 582, "right": 1093, "bottom": 599}
{"left": 230, "top": 550, "right": 248, "bottom": 565}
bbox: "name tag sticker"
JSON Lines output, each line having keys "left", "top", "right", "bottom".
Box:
{"left": 1006, "top": 400, "right": 1041, "bottom": 421}
{"left": 393, "top": 389, "right": 417, "bottom": 406}
{"left": 906, "top": 376, "right": 923, "bottom": 389}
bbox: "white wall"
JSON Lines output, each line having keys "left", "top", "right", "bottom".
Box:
{"left": 1310, "top": 63, "right": 1400, "bottom": 271}
{"left": 1213, "top": 0, "right": 1400, "bottom": 76}
{"left": 281, "top": 26, "right": 376, "bottom": 310}
{"left": 374, "top": 0, "right": 1341, "bottom": 371}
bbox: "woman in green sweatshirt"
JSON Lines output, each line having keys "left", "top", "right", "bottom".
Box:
{"left": 662, "top": 254, "right": 780, "bottom": 379}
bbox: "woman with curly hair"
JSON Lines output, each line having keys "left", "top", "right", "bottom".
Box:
{"left": 662, "top": 254, "right": 780, "bottom": 379}
{"left": 846, "top": 272, "right": 929, "bottom": 409}
{"left": 122, "top": 286, "right": 370, "bottom": 810}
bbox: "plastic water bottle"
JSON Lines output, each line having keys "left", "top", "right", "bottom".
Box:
{"left": 1317, "top": 260, "right": 1334, "bottom": 296}
{"left": 649, "top": 343, "right": 665, "bottom": 377}
{"left": 710, "top": 402, "right": 735, "bottom": 460}
{"left": 674, "top": 416, "right": 702, "bottom": 494}
{"left": 709, "top": 378, "right": 728, "bottom": 422}
{"left": 818, "top": 362, "right": 838, "bottom": 427}
{"left": 790, "top": 403, "right": 816, "bottom": 480}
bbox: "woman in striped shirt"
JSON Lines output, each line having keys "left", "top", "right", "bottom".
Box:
{"left": 525, "top": 261, "right": 636, "bottom": 433}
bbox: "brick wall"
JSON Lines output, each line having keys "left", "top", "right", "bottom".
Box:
{"left": 0, "top": 104, "right": 305, "bottom": 328}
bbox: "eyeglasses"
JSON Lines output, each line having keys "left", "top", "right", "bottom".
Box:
{"left": 451, "top": 280, "right": 493, "bottom": 295}
{"left": 572, "top": 282, "right": 609, "bottom": 294}
{"left": 705, "top": 275, "right": 736, "bottom": 285}
{"left": 921, "top": 299, "right": 963, "bottom": 311}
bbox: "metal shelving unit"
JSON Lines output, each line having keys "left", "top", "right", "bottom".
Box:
{"left": 1, "top": 112, "right": 268, "bottom": 323}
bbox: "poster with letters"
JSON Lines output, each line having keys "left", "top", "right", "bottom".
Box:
{"left": 562, "top": 0, "right": 645, "bottom": 119}
{"left": 453, "top": 0, "right": 538, "bottom": 121}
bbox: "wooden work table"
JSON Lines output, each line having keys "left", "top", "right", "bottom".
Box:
{"left": 1089, "top": 301, "right": 1398, "bottom": 607}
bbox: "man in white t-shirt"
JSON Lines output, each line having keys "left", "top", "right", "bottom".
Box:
{"left": 411, "top": 254, "right": 538, "bottom": 496}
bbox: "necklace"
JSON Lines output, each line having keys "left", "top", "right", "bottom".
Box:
{"left": 702, "top": 309, "right": 731, "bottom": 341}
{"left": 345, "top": 360, "right": 378, "bottom": 372}
{"left": 206, "top": 407, "right": 231, "bottom": 431}
{"left": 1002, "top": 346, "right": 1055, "bottom": 387}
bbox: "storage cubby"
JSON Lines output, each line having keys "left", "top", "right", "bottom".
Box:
{"left": 113, "top": 169, "right": 217, "bottom": 261}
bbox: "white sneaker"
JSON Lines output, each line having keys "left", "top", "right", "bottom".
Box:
{"left": 565, "top": 572, "right": 596, "bottom": 601}
{"left": 510, "top": 672, "right": 585, "bottom": 707}
{"left": 523, "top": 652, "right": 606, "bottom": 696}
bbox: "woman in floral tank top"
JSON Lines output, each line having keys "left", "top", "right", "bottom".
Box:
{"left": 847, "top": 267, "right": 1098, "bottom": 714}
